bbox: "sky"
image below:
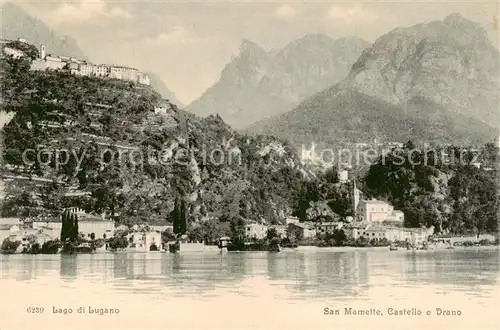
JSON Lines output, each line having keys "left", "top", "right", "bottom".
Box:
{"left": 3, "top": 0, "right": 500, "bottom": 105}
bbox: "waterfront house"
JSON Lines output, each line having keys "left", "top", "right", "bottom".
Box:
{"left": 245, "top": 223, "right": 268, "bottom": 240}
{"left": 287, "top": 222, "right": 316, "bottom": 239}
{"left": 315, "top": 222, "right": 344, "bottom": 235}
{"left": 343, "top": 222, "right": 372, "bottom": 240}
{"left": 6, "top": 228, "right": 53, "bottom": 251}
{"left": 0, "top": 218, "right": 22, "bottom": 243}
{"left": 350, "top": 222, "right": 434, "bottom": 245}
{"left": 32, "top": 220, "right": 62, "bottom": 239}
{"left": 126, "top": 231, "right": 162, "bottom": 251}
{"left": 32, "top": 208, "right": 115, "bottom": 240}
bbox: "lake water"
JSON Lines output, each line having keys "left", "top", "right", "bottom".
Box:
{"left": 0, "top": 248, "right": 499, "bottom": 330}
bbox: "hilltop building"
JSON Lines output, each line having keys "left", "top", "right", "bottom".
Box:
{"left": 28, "top": 43, "right": 150, "bottom": 86}
{"left": 301, "top": 143, "right": 318, "bottom": 165}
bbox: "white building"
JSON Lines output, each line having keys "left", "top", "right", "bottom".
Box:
{"left": 126, "top": 231, "right": 162, "bottom": 251}
{"left": 154, "top": 101, "right": 171, "bottom": 115}
{"left": 287, "top": 222, "right": 316, "bottom": 239}
{"left": 30, "top": 44, "right": 151, "bottom": 86}
{"left": 338, "top": 170, "right": 349, "bottom": 183}
{"left": 316, "top": 222, "right": 344, "bottom": 235}
{"left": 245, "top": 223, "right": 268, "bottom": 240}
{"left": 32, "top": 208, "right": 115, "bottom": 240}
{"left": 301, "top": 143, "right": 318, "bottom": 165}
{"left": 0, "top": 218, "right": 22, "bottom": 243}
{"left": 357, "top": 199, "right": 404, "bottom": 223}
{"left": 137, "top": 72, "right": 151, "bottom": 85}
{"left": 3, "top": 46, "right": 25, "bottom": 58}
{"left": 345, "top": 222, "right": 434, "bottom": 245}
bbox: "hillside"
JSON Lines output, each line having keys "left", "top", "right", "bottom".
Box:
{"left": 248, "top": 13, "right": 500, "bottom": 147}
{"left": 0, "top": 2, "right": 88, "bottom": 61}
{"left": 248, "top": 87, "right": 498, "bottom": 148}
{"left": 186, "top": 35, "right": 369, "bottom": 129}
{"left": 146, "top": 71, "right": 184, "bottom": 108}
{"left": 0, "top": 41, "right": 311, "bottom": 229}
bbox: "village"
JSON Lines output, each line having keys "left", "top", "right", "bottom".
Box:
{"left": 1, "top": 37, "right": 151, "bottom": 86}
{"left": 0, "top": 37, "right": 497, "bottom": 255}
{"left": 3, "top": 167, "right": 492, "bottom": 255}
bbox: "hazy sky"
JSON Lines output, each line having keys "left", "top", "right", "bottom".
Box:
{"left": 5, "top": 0, "right": 500, "bottom": 104}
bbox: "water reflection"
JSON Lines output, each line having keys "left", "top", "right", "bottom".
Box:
{"left": 60, "top": 255, "right": 77, "bottom": 281}
{"left": 0, "top": 249, "right": 498, "bottom": 300}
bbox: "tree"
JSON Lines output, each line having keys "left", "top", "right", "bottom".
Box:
{"left": 229, "top": 215, "right": 245, "bottom": 245}
{"left": 1, "top": 238, "right": 21, "bottom": 254}
{"left": 60, "top": 210, "right": 70, "bottom": 242}
{"left": 71, "top": 213, "right": 79, "bottom": 242}
{"left": 60, "top": 210, "right": 79, "bottom": 242}
{"left": 107, "top": 236, "right": 128, "bottom": 249}
{"left": 173, "top": 197, "right": 187, "bottom": 235}
{"left": 172, "top": 197, "right": 181, "bottom": 234}
{"left": 179, "top": 199, "right": 187, "bottom": 234}
{"left": 266, "top": 227, "right": 278, "bottom": 240}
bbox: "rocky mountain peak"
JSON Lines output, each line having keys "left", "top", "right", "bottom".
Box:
{"left": 187, "top": 35, "right": 369, "bottom": 129}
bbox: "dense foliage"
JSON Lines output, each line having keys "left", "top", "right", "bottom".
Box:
{"left": 1, "top": 42, "right": 310, "bottom": 231}
{"left": 1, "top": 42, "right": 497, "bottom": 240}
{"left": 364, "top": 143, "right": 498, "bottom": 234}
{"left": 60, "top": 210, "right": 78, "bottom": 242}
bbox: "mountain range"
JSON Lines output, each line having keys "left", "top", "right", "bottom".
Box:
{"left": 248, "top": 13, "right": 499, "bottom": 147}
{"left": 186, "top": 35, "right": 370, "bottom": 129}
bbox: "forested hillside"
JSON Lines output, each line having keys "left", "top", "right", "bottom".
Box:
{"left": 0, "top": 41, "right": 311, "bottom": 237}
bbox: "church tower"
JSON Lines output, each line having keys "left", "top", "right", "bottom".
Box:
{"left": 352, "top": 177, "right": 361, "bottom": 221}
{"left": 40, "top": 45, "right": 46, "bottom": 59}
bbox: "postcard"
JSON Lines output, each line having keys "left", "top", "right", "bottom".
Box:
{"left": 0, "top": 1, "right": 498, "bottom": 329}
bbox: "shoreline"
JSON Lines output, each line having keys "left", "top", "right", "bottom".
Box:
{"left": 2, "top": 244, "right": 498, "bottom": 256}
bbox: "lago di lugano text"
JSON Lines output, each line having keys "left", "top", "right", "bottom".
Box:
{"left": 51, "top": 306, "right": 120, "bottom": 315}
{"left": 324, "top": 308, "right": 463, "bottom": 316}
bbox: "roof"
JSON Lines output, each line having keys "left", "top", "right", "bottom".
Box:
{"left": 345, "top": 221, "right": 371, "bottom": 229}
{"left": 317, "top": 222, "right": 343, "bottom": 227}
{"left": 290, "top": 222, "right": 315, "bottom": 230}
{"left": 366, "top": 227, "right": 387, "bottom": 232}
{"left": 364, "top": 199, "right": 391, "bottom": 205}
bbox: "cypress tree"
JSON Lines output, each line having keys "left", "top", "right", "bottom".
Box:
{"left": 60, "top": 210, "right": 69, "bottom": 242}
{"left": 71, "top": 213, "right": 79, "bottom": 242}
{"left": 179, "top": 199, "right": 187, "bottom": 234}
{"left": 172, "top": 197, "right": 180, "bottom": 234}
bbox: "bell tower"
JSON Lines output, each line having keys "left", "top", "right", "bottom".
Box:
{"left": 40, "top": 45, "right": 46, "bottom": 59}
